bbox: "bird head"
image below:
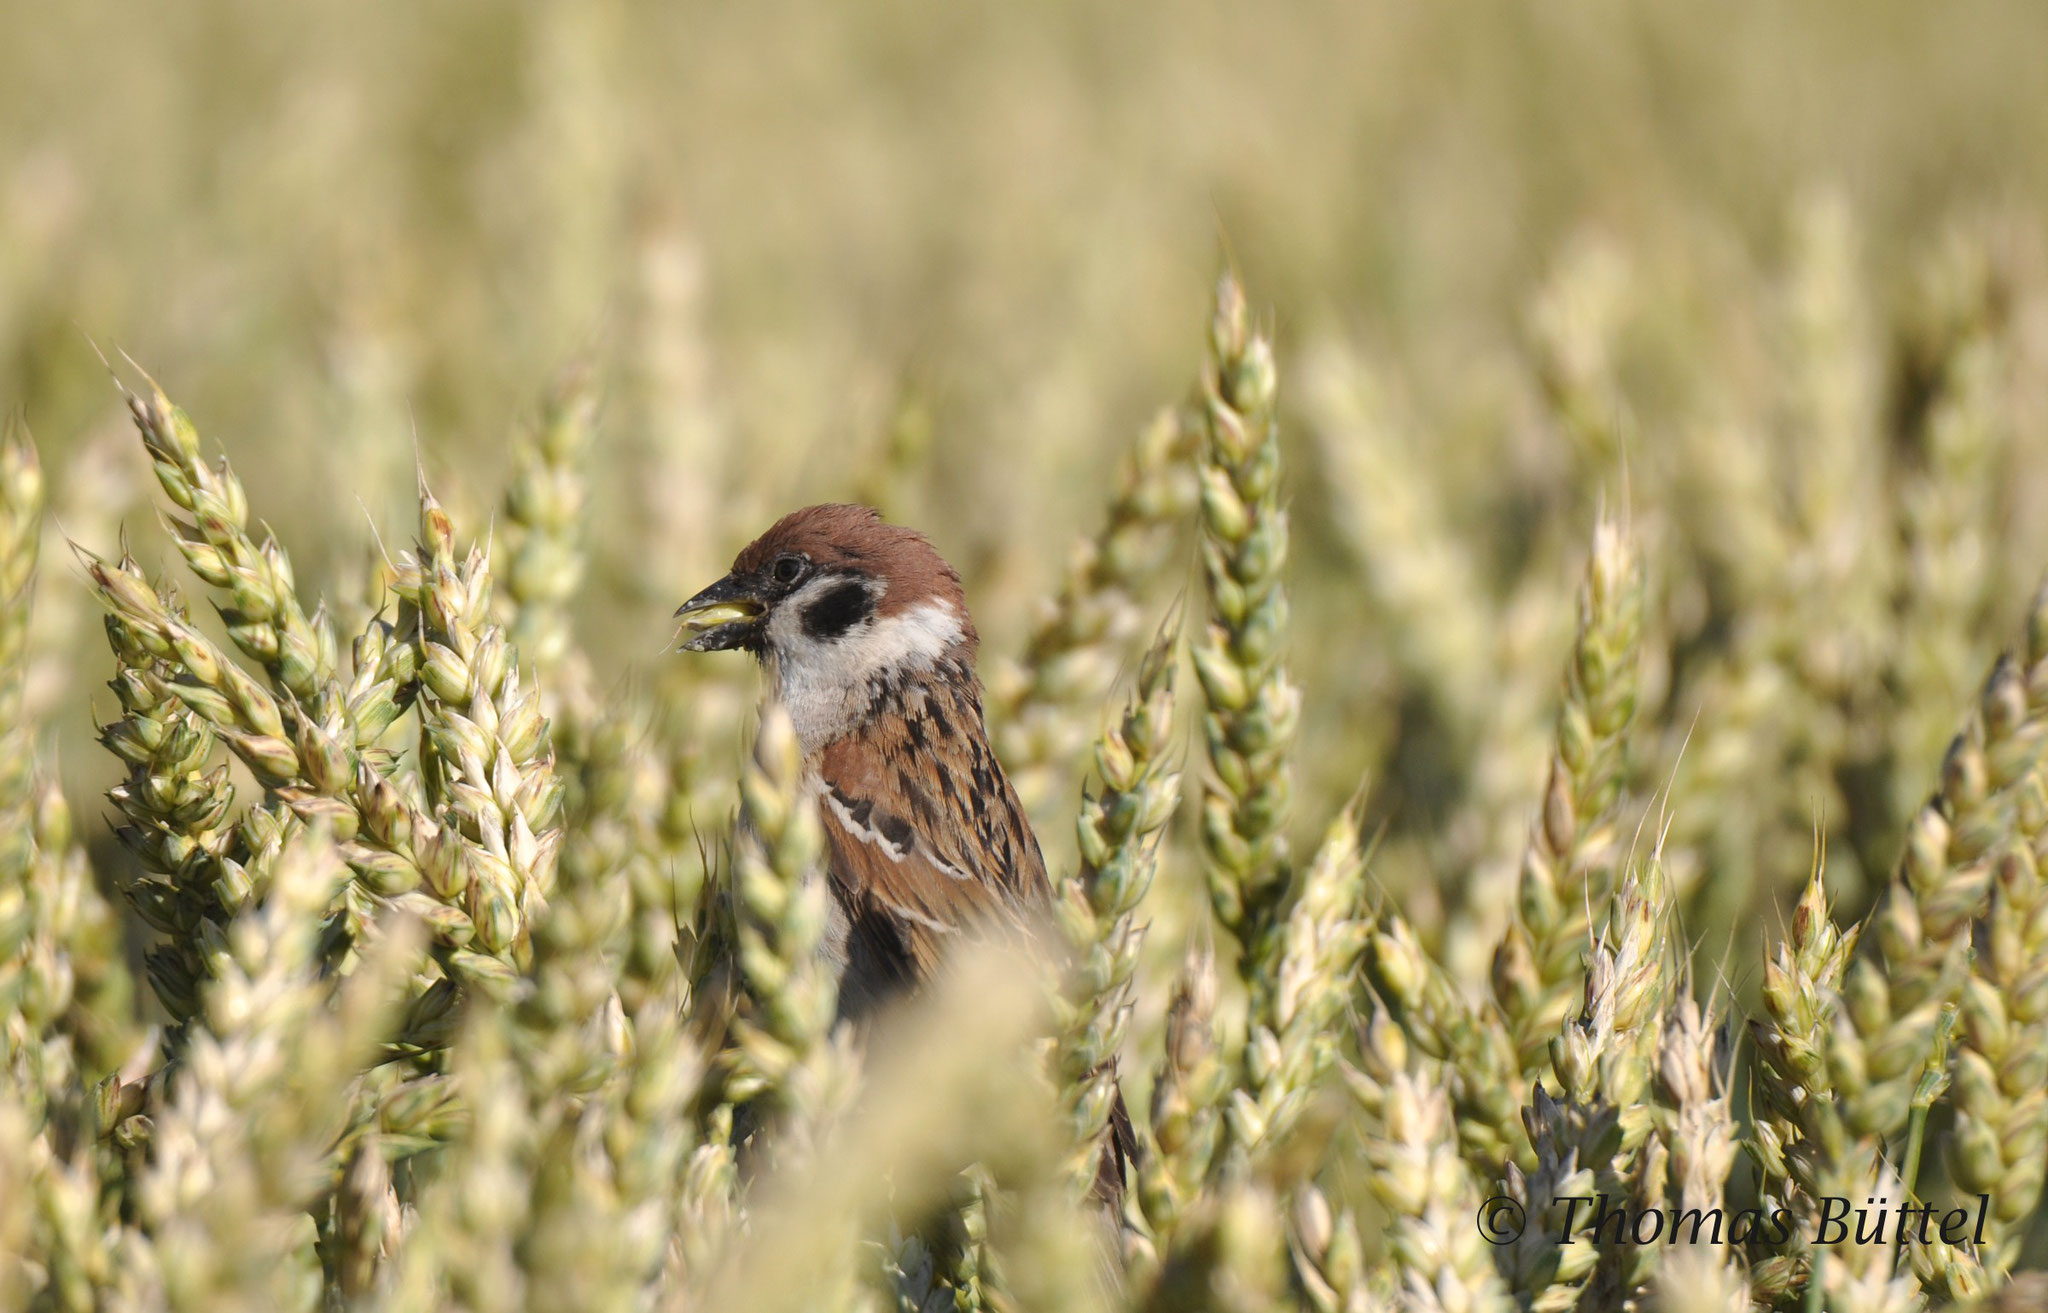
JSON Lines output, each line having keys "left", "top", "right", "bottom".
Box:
{"left": 675, "top": 505, "right": 980, "bottom": 745}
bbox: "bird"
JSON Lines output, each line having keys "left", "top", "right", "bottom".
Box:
{"left": 674, "top": 502, "right": 1134, "bottom": 1204}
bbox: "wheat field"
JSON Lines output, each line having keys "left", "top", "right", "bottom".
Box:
{"left": 5, "top": 2, "right": 2048, "bottom": 1309}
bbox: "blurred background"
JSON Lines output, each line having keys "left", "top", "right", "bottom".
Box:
{"left": 6, "top": 0, "right": 2048, "bottom": 989}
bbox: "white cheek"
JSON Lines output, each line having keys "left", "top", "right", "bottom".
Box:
{"left": 849, "top": 600, "right": 965, "bottom": 672}
{"left": 766, "top": 587, "right": 964, "bottom": 751}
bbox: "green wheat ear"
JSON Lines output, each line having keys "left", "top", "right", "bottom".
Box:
{"left": 1138, "top": 941, "right": 1225, "bottom": 1251}
{"left": 1054, "top": 606, "right": 1182, "bottom": 1194}
{"left": 717, "top": 698, "right": 853, "bottom": 1146}
{"left": 502, "top": 365, "right": 598, "bottom": 679}
{"left": 1497, "top": 512, "right": 1644, "bottom": 1074}
{"left": 0, "top": 422, "right": 136, "bottom": 1112}
{"left": 391, "top": 481, "right": 565, "bottom": 977}
{"left": 1191, "top": 270, "right": 1300, "bottom": 986}
{"left": 1946, "top": 582, "right": 2048, "bottom": 1274}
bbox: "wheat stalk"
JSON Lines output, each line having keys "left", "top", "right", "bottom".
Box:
{"left": 1948, "top": 584, "right": 2048, "bottom": 1271}
{"left": 1648, "top": 996, "right": 1746, "bottom": 1310}
{"left": 0, "top": 427, "right": 135, "bottom": 1100}
{"left": 718, "top": 700, "right": 853, "bottom": 1145}
{"left": 1222, "top": 804, "right": 1368, "bottom": 1167}
{"left": 993, "top": 404, "right": 1197, "bottom": 819}
{"left": 135, "top": 830, "right": 418, "bottom": 1311}
{"left": 1138, "top": 942, "right": 1227, "bottom": 1254}
{"left": 1364, "top": 915, "right": 1526, "bottom": 1173}
{"left": 1350, "top": 1070, "right": 1513, "bottom": 1313}
{"left": 1495, "top": 514, "right": 1644, "bottom": 1073}
{"left": 1055, "top": 610, "right": 1182, "bottom": 1192}
{"left": 389, "top": 484, "right": 565, "bottom": 977}
{"left": 1191, "top": 271, "right": 1301, "bottom": 984}
{"left": 501, "top": 366, "right": 598, "bottom": 679}
{"left": 1846, "top": 639, "right": 2047, "bottom": 1174}
{"left": 1749, "top": 867, "right": 1922, "bottom": 1311}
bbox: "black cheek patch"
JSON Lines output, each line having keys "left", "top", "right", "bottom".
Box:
{"left": 802, "top": 581, "right": 875, "bottom": 639}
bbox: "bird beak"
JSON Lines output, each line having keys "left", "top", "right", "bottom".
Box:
{"left": 673, "top": 574, "right": 766, "bottom": 652}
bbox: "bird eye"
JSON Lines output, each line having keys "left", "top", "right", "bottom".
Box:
{"left": 771, "top": 554, "right": 807, "bottom": 585}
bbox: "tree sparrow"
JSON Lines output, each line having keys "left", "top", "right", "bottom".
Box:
{"left": 675, "top": 503, "right": 1132, "bottom": 1200}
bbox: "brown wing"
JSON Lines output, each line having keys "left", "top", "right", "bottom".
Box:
{"left": 817, "top": 668, "right": 1047, "bottom": 1016}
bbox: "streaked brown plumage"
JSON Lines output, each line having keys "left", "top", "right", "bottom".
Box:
{"left": 676, "top": 503, "right": 1134, "bottom": 1203}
